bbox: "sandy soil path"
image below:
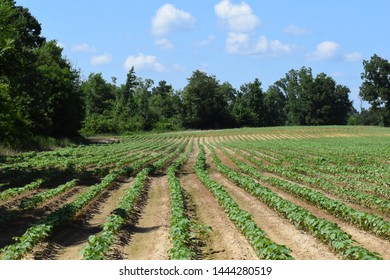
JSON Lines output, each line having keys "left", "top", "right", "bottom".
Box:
{"left": 180, "top": 141, "right": 258, "bottom": 260}
{"left": 121, "top": 175, "right": 171, "bottom": 260}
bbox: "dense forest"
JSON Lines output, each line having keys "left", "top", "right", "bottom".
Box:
{"left": 1, "top": 0, "right": 390, "bottom": 149}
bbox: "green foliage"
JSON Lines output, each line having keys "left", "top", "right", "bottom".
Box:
{"left": 0, "top": 178, "right": 43, "bottom": 201}
{"left": 222, "top": 146, "right": 390, "bottom": 239}
{"left": 0, "top": 1, "right": 83, "bottom": 147}
{"left": 208, "top": 144, "right": 382, "bottom": 260}
{"left": 275, "top": 67, "right": 352, "bottom": 125}
{"left": 195, "top": 144, "right": 293, "bottom": 260}
{"left": 182, "top": 70, "right": 234, "bottom": 129}
{"left": 360, "top": 54, "right": 390, "bottom": 126}
{"left": 167, "top": 141, "right": 196, "bottom": 260}
{"left": 19, "top": 179, "right": 79, "bottom": 209}
{"left": 264, "top": 85, "right": 286, "bottom": 126}
{"left": 234, "top": 78, "right": 265, "bottom": 127}
{"left": 82, "top": 140, "right": 188, "bottom": 259}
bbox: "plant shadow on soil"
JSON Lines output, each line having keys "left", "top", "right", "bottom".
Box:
{"left": 0, "top": 168, "right": 102, "bottom": 250}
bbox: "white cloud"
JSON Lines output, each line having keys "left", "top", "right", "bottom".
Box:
{"left": 90, "top": 53, "right": 112, "bottom": 66}
{"left": 124, "top": 53, "right": 165, "bottom": 72}
{"left": 151, "top": 4, "right": 196, "bottom": 35}
{"left": 155, "top": 38, "right": 174, "bottom": 49}
{"left": 270, "top": 39, "right": 293, "bottom": 53}
{"left": 72, "top": 43, "right": 96, "bottom": 53}
{"left": 307, "top": 41, "right": 339, "bottom": 61}
{"left": 226, "top": 32, "right": 293, "bottom": 56}
{"left": 215, "top": 0, "right": 260, "bottom": 32}
{"left": 254, "top": 36, "right": 268, "bottom": 53}
{"left": 284, "top": 24, "right": 309, "bottom": 36}
{"left": 226, "top": 32, "right": 250, "bottom": 53}
{"left": 344, "top": 51, "right": 362, "bottom": 62}
{"left": 196, "top": 35, "right": 216, "bottom": 47}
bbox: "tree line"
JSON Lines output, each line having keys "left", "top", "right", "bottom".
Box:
{"left": 1, "top": 0, "right": 389, "bottom": 149}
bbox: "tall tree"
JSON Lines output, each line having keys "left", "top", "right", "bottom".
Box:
{"left": 182, "top": 70, "right": 230, "bottom": 129}
{"left": 264, "top": 85, "right": 286, "bottom": 126}
{"left": 276, "top": 67, "right": 352, "bottom": 125}
{"left": 236, "top": 78, "right": 265, "bottom": 127}
{"left": 81, "top": 73, "right": 116, "bottom": 133}
{"left": 31, "top": 40, "right": 84, "bottom": 137}
{"left": 308, "top": 73, "right": 352, "bottom": 125}
{"left": 360, "top": 54, "right": 390, "bottom": 126}
{"left": 276, "top": 67, "right": 313, "bottom": 125}
{"left": 1, "top": 0, "right": 84, "bottom": 144}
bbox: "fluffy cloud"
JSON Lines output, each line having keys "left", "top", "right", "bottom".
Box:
{"left": 226, "top": 32, "right": 250, "bottom": 53}
{"left": 124, "top": 53, "right": 165, "bottom": 72}
{"left": 151, "top": 4, "right": 196, "bottom": 35}
{"left": 72, "top": 43, "right": 96, "bottom": 53}
{"left": 344, "top": 51, "right": 362, "bottom": 62}
{"left": 226, "top": 32, "right": 293, "bottom": 56}
{"left": 90, "top": 53, "right": 112, "bottom": 66}
{"left": 284, "top": 24, "right": 309, "bottom": 36}
{"left": 307, "top": 41, "right": 340, "bottom": 61}
{"left": 215, "top": 0, "right": 260, "bottom": 32}
{"left": 196, "top": 35, "right": 216, "bottom": 47}
{"left": 155, "top": 38, "right": 174, "bottom": 49}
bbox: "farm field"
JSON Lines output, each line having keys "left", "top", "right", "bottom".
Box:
{"left": 0, "top": 126, "right": 389, "bottom": 260}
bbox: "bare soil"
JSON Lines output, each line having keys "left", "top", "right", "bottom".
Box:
{"left": 54, "top": 179, "right": 135, "bottom": 260}
{"left": 236, "top": 148, "right": 390, "bottom": 220}
{"left": 119, "top": 175, "right": 171, "bottom": 260}
{"left": 24, "top": 179, "right": 132, "bottom": 259}
{"left": 205, "top": 146, "right": 339, "bottom": 260}
{"left": 180, "top": 142, "right": 258, "bottom": 260}
{"left": 215, "top": 147, "right": 390, "bottom": 259}
{"left": 0, "top": 184, "right": 89, "bottom": 249}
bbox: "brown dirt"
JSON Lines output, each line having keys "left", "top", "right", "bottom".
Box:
{"left": 252, "top": 177, "right": 390, "bottom": 259}
{"left": 205, "top": 146, "right": 339, "bottom": 260}
{"left": 180, "top": 142, "right": 258, "bottom": 260}
{"left": 24, "top": 179, "right": 132, "bottom": 260}
{"left": 216, "top": 147, "right": 390, "bottom": 259}
{"left": 0, "top": 184, "right": 89, "bottom": 249}
{"left": 54, "top": 179, "right": 135, "bottom": 260}
{"left": 236, "top": 148, "right": 390, "bottom": 220}
{"left": 120, "top": 175, "right": 171, "bottom": 260}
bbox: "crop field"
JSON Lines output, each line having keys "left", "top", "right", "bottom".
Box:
{"left": 0, "top": 126, "right": 389, "bottom": 260}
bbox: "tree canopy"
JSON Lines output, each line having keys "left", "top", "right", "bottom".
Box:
{"left": 1, "top": 0, "right": 83, "bottom": 147}
{"left": 360, "top": 54, "right": 390, "bottom": 126}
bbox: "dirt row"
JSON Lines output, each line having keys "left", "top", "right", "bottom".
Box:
{"left": 1, "top": 139, "right": 388, "bottom": 260}
{"left": 0, "top": 184, "right": 91, "bottom": 249}
{"left": 206, "top": 144, "right": 390, "bottom": 259}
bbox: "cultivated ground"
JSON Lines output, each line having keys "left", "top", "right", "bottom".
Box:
{"left": 0, "top": 126, "right": 389, "bottom": 260}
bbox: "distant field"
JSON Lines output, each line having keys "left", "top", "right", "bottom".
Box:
{"left": 0, "top": 126, "right": 389, "bottom": 260}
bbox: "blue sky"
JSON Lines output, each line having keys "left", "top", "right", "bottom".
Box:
{"left": 16, "top": 0, "right": 390, "bottom": 109}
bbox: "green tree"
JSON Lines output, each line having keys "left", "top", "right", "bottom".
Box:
{"left": 0, "top": 81, "right": 26, "bottom": 145}
{"left": 276, "top": 67, "right": 352, "bottom": 125}
{"left": 28, "top": 41, "right": 84, "bottom": 137}
{"left": 182, "top": 70, "right": 230, "bottom": 129}
{"left": 275, "top": 67, "right": 313, "bottom": 125}
{"left": 264, "top": 85, "right": 286, "bottom": 126}
{"left": 82, "top": 73, "right": 116, "bottom": 133}
{"left": 235, "top": 78, "right": 265, "bottom": 127}
{"left": 1, "top": 0, "right": 84, "bottom": 144}
{"left": 149, "top": 80, "right": 183, "bottom": 131}
{"left": 309, "top": 73, "right": 352, "bottom": 125}
{"left": 360, "top": 54, "right": 390, "bottom": 126}
{"left": 133, "top": 78, "right": 156, "bottom": 131}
